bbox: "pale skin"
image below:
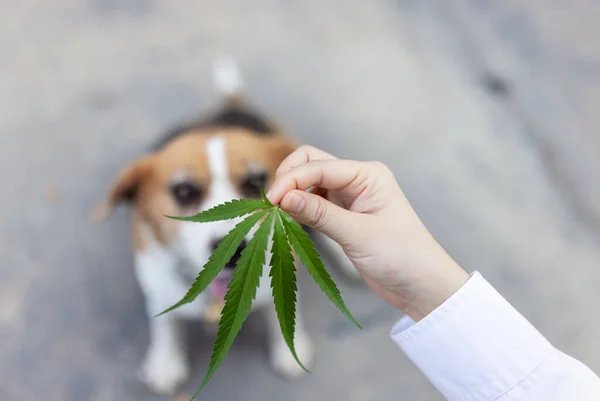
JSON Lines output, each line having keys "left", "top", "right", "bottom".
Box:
{"left": 266, "top": 145, "right": 469, "bottom": 322}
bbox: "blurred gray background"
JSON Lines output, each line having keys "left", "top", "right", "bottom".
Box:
{"left": 1, "top": 1, "right": 600, "bottom": 400}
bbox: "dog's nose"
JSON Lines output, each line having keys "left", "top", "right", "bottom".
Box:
{"left": 211, "top": 238, "right": 247, "bottom": 269}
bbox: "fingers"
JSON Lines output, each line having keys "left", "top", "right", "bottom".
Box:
{"left": 276, "top": 145, "right": 337, "bottom": 176}
{"left": 280, "top": 189, "right": 364, "bottom": 243}
{"left": 267, "top": 159, "right": 368, "bottom": 205}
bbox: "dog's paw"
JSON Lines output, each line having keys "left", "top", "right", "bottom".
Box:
{"left": 139, "top": 349, "right": 189, "bottom": 395}
{"left": 270, "top": 334, "right": 315, "bottom": 379}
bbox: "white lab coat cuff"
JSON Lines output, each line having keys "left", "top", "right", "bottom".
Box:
{"left": 390, "top": 271, "right": 554, "bottom": 401}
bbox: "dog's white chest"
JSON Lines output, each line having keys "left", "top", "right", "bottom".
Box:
{"left": 134, "top": 239, "right": 211, "bottom": 320}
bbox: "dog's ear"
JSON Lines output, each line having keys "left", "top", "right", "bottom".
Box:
{"left": 93, "top": 155, "right": 155, "bottom": 222}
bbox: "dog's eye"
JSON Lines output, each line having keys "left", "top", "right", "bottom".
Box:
{"left": 241, "top": 171, "right": 268, "bottom": 198}
{"left": 171, "top": 182, "right": 203, "bottom": 207}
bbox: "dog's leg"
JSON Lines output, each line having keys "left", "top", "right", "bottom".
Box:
{"left": 311, "top": 230, "right": 362, "bottom": 281}
{"left": 265, "top": 290, "right": 315, "bottom": 379}
{"left": 139, "top": 314, "right": 188, "bottom": 394}
{"left": 135, "top": 243, "right": 189, "bottom": 395}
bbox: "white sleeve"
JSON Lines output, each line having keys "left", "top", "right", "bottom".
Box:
{"left": 390, "top": 271, "right": 600, "bottom": 401}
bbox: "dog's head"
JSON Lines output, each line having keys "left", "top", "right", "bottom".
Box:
{"left": 95, "top": 125, "right": 296, "bottom": 289}
{"left": 95, "top": 57, "right": 299, "bottom": 301}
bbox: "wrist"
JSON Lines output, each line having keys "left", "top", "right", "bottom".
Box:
{"left": 402, "top": 264, "right": 469, "bottom": 321}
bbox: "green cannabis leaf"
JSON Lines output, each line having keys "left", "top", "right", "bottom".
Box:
{"left": 163, "top": 190, "right": 359, "bottom": 398}
{"left": 269, "top": 212, "right": 309, "bottom": 373}
{"left": 194, "top": 212, "right": 274, "bottom": 397}
{"left": 281, "top": 214, "right": 361, "bottom": 329}
{"left": 164, "top": 198, "right": 267, "bottom": 222}
{"left": 157, "top": 208, "right": 269, "bottom": 316}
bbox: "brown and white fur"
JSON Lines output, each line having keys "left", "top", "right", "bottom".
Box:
{"left": 94, "top": 57, "right": 358, "bottom": 394}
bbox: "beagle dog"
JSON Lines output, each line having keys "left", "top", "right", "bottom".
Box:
{"left": 95, "top": 58, "right": 358, "bottom": 394}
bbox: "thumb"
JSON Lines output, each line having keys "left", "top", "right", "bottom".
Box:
{"left": 280, "top": 189, "right": 355, "bottom": 243}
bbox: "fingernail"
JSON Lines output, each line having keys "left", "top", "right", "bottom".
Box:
{"left": 285, "top": 192, "right": 306, "bottom": 214}
{"left": 265, "top": 190, "right": 273, "bottom": 202}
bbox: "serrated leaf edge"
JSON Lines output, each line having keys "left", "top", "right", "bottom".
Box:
{"left": 164, "top": 198, "right": 268, "bottom": 223}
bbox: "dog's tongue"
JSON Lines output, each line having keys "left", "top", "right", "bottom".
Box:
{"left": 209, "top": 276, "right": 230, "bottom": 301}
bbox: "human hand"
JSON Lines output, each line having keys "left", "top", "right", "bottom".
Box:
{"left": 266, "top": 146, "right": 469, "bottom": 321}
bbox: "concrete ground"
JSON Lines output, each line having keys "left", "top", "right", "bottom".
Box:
{"left": 2, "top": 1, "right": 600, "bottom": 400}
